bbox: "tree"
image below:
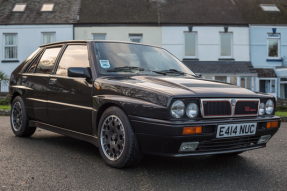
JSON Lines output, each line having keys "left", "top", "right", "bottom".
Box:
{"left": 0, "top": 70, "right": 9, "bottom": 93}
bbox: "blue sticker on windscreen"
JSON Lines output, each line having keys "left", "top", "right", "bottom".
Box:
{"left": 100, "top": 60, "right": 110, "bottom": 69}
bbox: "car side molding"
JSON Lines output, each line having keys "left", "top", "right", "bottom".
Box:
{"left": 29, "top": 120, "right": 98, "bottom": 147}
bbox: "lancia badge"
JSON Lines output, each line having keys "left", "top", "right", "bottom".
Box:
{"left": 231, "top": 99, "right": 236, "bottom": 106}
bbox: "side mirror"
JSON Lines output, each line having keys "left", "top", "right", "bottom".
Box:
{"left": 68, "top": 67, "right": 92, "bottom": 79}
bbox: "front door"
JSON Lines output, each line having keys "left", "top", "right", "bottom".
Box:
{"left": 47, "top": 44, "right": 93, "bottom": 135}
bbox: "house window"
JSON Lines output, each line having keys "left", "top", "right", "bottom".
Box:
{"left": 184, "top": 32, "right": 197, "bottom": 57}
{"left": 267, "top": 34, "right": 280, "bottom": 59}
{"left": 215, "top": 76, "right": 227, "bottom": 82}
{"left": 12, "top": 3, "right": 27, "bottom": 12}
{"left": 230, "top": 76, "right": 237, "bottom": 85}
{"left": 41, "top": 3, "right": 54, "bottom": 12}
{"left": 4, "top": 34, "right": 17, "bottom": 59}
{"left": 240, "top": 77, "right": 252, "bottom": 90}
{"left": 129, "top": 34, "right": 142, "bottom": 43}
{"left": 93, "top": 34, "right": 106, "bottom": 40}
{"left": 204, "top": 76, "right": 213, "bottom": 80}
{"left": 220, "top": 33, "right": 232, "bottom": 58}
{"left": 43, "top": 32, "right": 55, "bottom": 44}
{"left": 260, "top": 79, "right": 276, "bottom": 93}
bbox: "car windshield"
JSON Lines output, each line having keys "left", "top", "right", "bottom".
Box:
{"left": 94, "top": 42, "right": 195, "bottom": 76}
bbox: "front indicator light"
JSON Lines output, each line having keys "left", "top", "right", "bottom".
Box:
{"left": 179, "top": 142, "right": 199, "bottom": 152}
{"left": 266, "top": 121, "right": 279, "bottom": 128}
{"left": 257, "top": 135, "right": 271, "bottom": 144}
{"left": 183, "top": 126, "right": 202, "bottom": 135}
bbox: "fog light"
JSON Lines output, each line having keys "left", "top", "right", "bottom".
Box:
{"left": 179, "top": 142, "right": 199, "bottom": 152}
{"left": 257, "top": 135, "right": 271, "bottom": 144}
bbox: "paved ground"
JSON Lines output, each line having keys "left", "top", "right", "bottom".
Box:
{"left": 0, "top": 116, "right": 286, "bottom": 191}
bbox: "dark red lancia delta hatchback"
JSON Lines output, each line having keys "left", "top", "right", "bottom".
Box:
{"left": 7, "top": 41, "right": 281, "bottom": 168}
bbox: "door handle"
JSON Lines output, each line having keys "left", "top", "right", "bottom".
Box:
{"left": 22, "top": 76, "right": 28, "bottom": 82}
{"left": 49, "top": 78, "right": 57, "bottom": 85}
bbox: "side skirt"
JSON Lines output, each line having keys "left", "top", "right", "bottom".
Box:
{"left": 29, "top": 120, "right": 98, "bottom": 147}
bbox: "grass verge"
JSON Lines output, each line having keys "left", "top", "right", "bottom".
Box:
{"left": 275, "top": 111, "right": 287, "bottom": 117}
{"left": 0, "top": 105, "right": 10, "bottom": 110}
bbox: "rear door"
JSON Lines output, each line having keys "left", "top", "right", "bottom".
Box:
{"left": 47, "top": 44, "right": 93, "bottom": 135}
{"left": 21, "top": 46, "right": 63, "bottom": 123}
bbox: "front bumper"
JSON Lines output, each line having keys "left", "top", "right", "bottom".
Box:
{"left": 129, "top": 115, "right": 281, "bottom": 157}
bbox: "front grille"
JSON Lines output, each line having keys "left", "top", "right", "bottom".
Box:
{"left": 235, "top": 101, "right": 258, "bottom": 115}
{"left": 196, "top": 136, "right": 261, "bottom": 152}
{"left": 202, "top": 101, "right": 231, "bottom": 117}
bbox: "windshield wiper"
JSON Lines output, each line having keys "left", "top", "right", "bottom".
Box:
{"left": 152, "top": 69, "right": 186, "bottom": 76}
{"left": 107, "top": 66, "right": 145, "bottom": 73}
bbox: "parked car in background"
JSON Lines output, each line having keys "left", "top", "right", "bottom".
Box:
{"left": 7, "top": 41, "right": 281, "bottom": 168}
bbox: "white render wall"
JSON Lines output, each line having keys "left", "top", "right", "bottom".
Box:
{"left": 0, "top": 25, "right": 73, "bottom": 76}
{"left": 162, "top": 26, "right": 250, "bottom": 61}
{"left": 74, "top": 26, "right": 162, "bottom": 47}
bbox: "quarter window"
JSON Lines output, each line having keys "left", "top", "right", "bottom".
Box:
{"left": 56, "top": 45, "right": 89, "bottom": 76}
{"left": 4, "top": 34, "right": 17, "bottom": 59}
{"left": 35, "top": 47, "right": 61, "bottom": 74}
{"left": 184, "top": 32, "right": 197, "bottom": 57}
{"left": 220, "top": 33, "right": 232, "bottom": 58}
{"left": 43, "top": 32, "right": 55, "bottom": 44}
{"left": 267, "top": 34, "right": 280, "bottom": 59}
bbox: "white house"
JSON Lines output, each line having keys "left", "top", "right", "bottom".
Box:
{"left": 0, "top": 0, "right": 80, "bottom": 92}
{"left": 162, "top": 26, "right": 257, "bottom": 91}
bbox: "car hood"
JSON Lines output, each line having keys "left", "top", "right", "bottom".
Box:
{"left": 97, "top": 76, "right": 271, "bottom": 106}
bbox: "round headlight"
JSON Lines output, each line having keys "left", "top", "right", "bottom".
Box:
{"left": 171, "top": 100, "right": 185, "bottom": 118}
{"left": 265, "top": 99, "right": 274, "bottom": 115}
{"left": 186, "top": 103, "right": 199, "bottom": 118}
{"left": 259, "top": 103, "right": 265, "bottom": 115}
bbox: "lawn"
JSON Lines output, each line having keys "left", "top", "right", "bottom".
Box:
{"left": 275, "top": 111, "right": 287, "bottom": 117}
{"left": 0, "top": 105, "right": 10, "bottom": 110}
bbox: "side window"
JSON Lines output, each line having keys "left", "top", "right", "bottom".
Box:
{"left": 35, "top": 47, "right": 61, "bottom": 74}
{"left": 56, "top": 45, "right": 89, "bottom": 76}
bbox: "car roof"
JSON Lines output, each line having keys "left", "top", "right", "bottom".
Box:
{"left": 39, "top": 40, "right": 163, "bottom": 49}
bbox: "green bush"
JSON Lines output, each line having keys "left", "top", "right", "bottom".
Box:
{"left": 276, "top": 106, "right": 287, "bottom": 112}
{"left": 0, "top": 99, "right": 8, "bottom": 105}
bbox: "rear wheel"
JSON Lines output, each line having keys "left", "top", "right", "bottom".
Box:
{"left": 98, "top": 106, "right": 143, "bottom": 168}
{"left": 10, "top": 96, "right": 36, "bottom": 137}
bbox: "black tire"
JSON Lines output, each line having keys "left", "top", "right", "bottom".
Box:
{"left": 217, "top": 151, "right": 244, "bottom": 156}
{"left": 98, "top": 106, "right": 143, "bottom": 168}
{"left": 10, "top": 96, "right": 36, "bottom": 137}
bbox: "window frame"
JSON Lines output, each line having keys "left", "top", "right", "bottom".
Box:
{"left": 267, "top": 34, "right": 280, "bottom": 59}
{"left": 219, "top": 32, "right": 233, "bottom": 59}
{"left": 42, "top": 32, "right": 56, "bottom": 45}
{"left": 92, "top": 33, "right": 106, "bottom": 40}
{"left": 184, "top": 32, "right": 197, "bottom": 59}
{"left": 129, "top": 35, "right": 143, "bottom": 43}
{"left": 240, "top": 77, "right": 252, "bottom": 90}
{"left": 55, "top": 44, "right": 90, "bottom": 76}
{"left": 3, "top": 33, "right": 18, "bottom": 60}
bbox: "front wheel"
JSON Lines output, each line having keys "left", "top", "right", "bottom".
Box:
{"left": 10, "top": 96, "right": 36, "bottom": 137}
{"left": 98, "top": 106, "right": 143, "bottom": 168}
